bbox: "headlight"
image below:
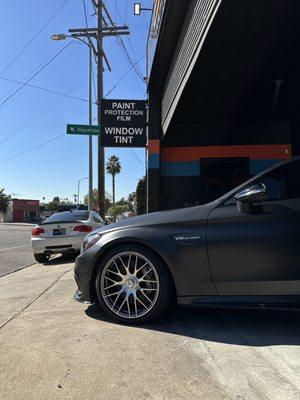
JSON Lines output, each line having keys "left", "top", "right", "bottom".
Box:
{"left": 82, "top": 233, "right": 102, "bottom": 252}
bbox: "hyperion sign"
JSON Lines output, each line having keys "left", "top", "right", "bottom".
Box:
{"left": 100, "top": 99, "right": 147, "bottom": 147}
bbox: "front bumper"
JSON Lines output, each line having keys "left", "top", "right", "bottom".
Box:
{"left": 73, "top": 244, "right": 101, "bottom": 303}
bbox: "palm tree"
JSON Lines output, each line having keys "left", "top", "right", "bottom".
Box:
{"left": 106, "top": 155, "right": 121, "bottom": 206}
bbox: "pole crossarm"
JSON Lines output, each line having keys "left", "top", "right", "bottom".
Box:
{"left": 103, "top": 31, "right": 130, "bottom": 37}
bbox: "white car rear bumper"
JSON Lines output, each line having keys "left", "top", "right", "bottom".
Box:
{"left": 31, "top": 235, "right": 85, "bottom": 254}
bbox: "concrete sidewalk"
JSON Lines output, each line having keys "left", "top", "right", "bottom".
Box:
{"left": 1, "top": 262, "right": 300, "bottom": 400}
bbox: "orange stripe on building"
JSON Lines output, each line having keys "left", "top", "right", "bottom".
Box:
{"left": 161, "top": 144, "right": 291, "bottom": 162}
{"left": 148, "top": 139, "right": 160, "bottom": 153}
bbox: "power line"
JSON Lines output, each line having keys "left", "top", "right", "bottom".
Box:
{"left": 0, "top": 100, "right": 66, "bottom": 145}
{"left": 0, "top": 0, "right": 72, "bottom": 75}
{"left": 82, "top": 0, "right": 89, "bottom": 27}
{"left": 0, "top": 76, "right": 94, "bottom": 104}
{"left": 0, "top": 134, "right": 65, "bottom": 164}
{"left": 0, "top": 42, "right": 73, "bottom": 109}
{"left": 129, "top": 149, "right": 145, "bottom": 167}
{"left": 0, "top": 79, "right": 87, "bottom": 146}
{"left": 111, "top": 0, "right": 144, "bottom": 79}
{"left": 0, "top": 56, "right": 88, "bottom": 146}
{"left": 0, "top": 154, "right": 86, "bottom": 173}
{"left": 108, "top": 45, "right": 140, "bottom": 98}
{"left": 117, "top": 37, "right": 144, "bottom": 82}
{"left": 104, "top": 54, "right": 145, "bottom": 98}
{"left": 0, "top": 55, "right": 146, "bottom": 165}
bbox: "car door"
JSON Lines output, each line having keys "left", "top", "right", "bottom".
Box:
{"left": 207, "top": 158, "right": 300, "bottom": 296}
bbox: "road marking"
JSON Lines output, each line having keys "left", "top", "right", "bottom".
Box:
{"left": 0, "top": 245, "right": 30, "bottom": 251}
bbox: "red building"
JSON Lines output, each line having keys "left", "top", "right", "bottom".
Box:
{"left": 10, "top": 199, "right": 40, "bottom": 223}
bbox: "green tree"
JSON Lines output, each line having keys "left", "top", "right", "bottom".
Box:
{"left": 45, "top": 201, "right": 60, "bottom": 212}
{"left": 83, "top": 189, "right": 112, "bottom": 211}
{"left": 106, "top": 155, "right": 121, "bottom": 206}
{"left": 136, "top": 176, "right": 146, "bottom": 215}
{"left": 53, "top": 196, "right": 60, "bottom": 203}
{"left": 128, "top": 192, "right": 136, "bottom": 203}
{"left": 115, "top": 197, "right": 134, "bottom": 212}
{"left": 107, "top": 204, "right": 129, "bottom": 221}
{"left": 0, "top": 188, "right": 10, "bottom": 213}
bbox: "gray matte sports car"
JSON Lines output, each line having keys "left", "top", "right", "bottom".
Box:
{"left": 74, "top": 157, "right": 300, "bottom": 323}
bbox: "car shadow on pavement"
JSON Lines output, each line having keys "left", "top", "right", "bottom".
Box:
{"left": 85, "top": 304, "right": 300, "bottom": 347}
{"left": 43, "top": 253, "right": 78, "bottom": 266}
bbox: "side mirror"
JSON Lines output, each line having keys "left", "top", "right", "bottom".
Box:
{"left": 235, "top": 183, "right": 267, "bottom": 212}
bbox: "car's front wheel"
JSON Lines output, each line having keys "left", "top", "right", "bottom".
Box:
{"left": 95, "top": 244, "right": 173, "bottom": 324}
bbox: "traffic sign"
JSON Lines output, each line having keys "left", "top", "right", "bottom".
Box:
{"left": 67, "top": 124, "right": 100, "bottom": 136}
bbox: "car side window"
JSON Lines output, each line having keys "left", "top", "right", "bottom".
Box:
{"left": 223, "top": 159, "right": 300, "bottom": 205}
{"left": 259, "top": 160, "right": 300, "bottom": 201}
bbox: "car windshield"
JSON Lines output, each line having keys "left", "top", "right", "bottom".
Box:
{"left": 42, "top": 211, "right": 89, "bottom": 223}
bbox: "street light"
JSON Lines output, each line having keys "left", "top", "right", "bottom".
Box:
{"left": 51, "top": 34, "right": 67, "bottom": 41}
{"left": 133, "top": 3, "right": 152, "bottom": 15}
{"left": 77, "top": 177, "right": 88, "bottom": 209}
{"left": 51, "top": 32, "right": 94, "bottom": 212}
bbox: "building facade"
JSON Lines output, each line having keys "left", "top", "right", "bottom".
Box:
{"left": 147, "top": 0, "right": 300, "bottom": 211}
{"left": 6, "top": 199, "right": 40, "bottom": 223}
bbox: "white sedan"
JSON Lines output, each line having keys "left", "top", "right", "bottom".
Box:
{"left": 31, "top": 210, "right": 104, "bottom": 263}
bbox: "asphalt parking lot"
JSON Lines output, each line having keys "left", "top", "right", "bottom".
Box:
{"left": 0, "top": 223, "right": 35, "bottom": 277}
{"left": 1, "top": 258, "right": 300, "bottom": 400}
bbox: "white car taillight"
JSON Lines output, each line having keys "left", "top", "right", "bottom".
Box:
{"left": 32, "top": 227, "right": 45, "bottom": 236}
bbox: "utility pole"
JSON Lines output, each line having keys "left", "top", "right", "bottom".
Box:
{"left": 88, "top": 44, "right": 93, "bottom": 211}
{"left": 94, "top": 0, "right": 130, "bottom": 219}
{"left": 97, "top": 0, "right": 105, "bottom": 220}
{"left": 67, "top": 1, "right": 129, "bottom": 219}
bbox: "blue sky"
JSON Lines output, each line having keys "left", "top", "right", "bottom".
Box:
{"left": 0, "top": 0, "right": 152, "bottom": 203}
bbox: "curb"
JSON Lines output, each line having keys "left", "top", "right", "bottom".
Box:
{"left": 0, "top": 263, "right": 36, "bottom": 279}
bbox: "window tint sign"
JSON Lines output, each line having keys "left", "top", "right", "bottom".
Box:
{"left": 100, "top": 99, "right": 147, "bottom": 147}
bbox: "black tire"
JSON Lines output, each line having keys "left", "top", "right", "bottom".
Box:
{"left": 34, "top": 253, "right": 50, "bottom": 264}
{"left": 95, "top": 244, "right": 173, "bottom": 324}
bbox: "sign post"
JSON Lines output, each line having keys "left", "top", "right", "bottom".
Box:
{"left": 100, "top": 99, "right": 147, "bottom": 147}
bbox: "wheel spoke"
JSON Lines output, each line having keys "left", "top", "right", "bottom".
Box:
{"left": 105, "top": 276, "right": 117, "bottom": 284}
{"left": 127, "top": 254, "right": 132, "bottom": 272}
{"left": 127, "top": 298, "right": 131, "bottom": 318}
{"left": 136, "top": 296, "right": 149, "bottom": 311}
{"left": 118, "top": 256, "right": 127, "bottom": 271}
{"left": 133, "top": 255, "right": 138, "bottom": 273}
{"left": 112, "top": 291, "right": 122, "bottom": 307}
{"left": 140, "top": 268, "right": 153, "bottom": 280}
{"left": 113, "top": 260, "right": 124, "bottom": 276}
{"left": 103, "top": 290, "right": 121, "bottom": 299}
{"left": 104, "top": 283, "right": 120, "bottom": 290}
{"left": 136, "top": 261, "right": 148, "bottom": 274}
{"left": 117, "top": 296, "right": 127, "bottom": 314}
{"left": 106, "top": 269, "right": 123, "bottom": 279}
{"left": 134, "top": 295, "right": 138, "bottom": 317}
{"left": 140, "top": 290, "right": 154, "bottom": 305}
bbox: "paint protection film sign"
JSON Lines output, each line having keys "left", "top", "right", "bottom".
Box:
{"left": 100, "top": 99, "right": 147, "bottom": 147}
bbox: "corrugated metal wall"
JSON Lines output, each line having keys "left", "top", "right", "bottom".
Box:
{"left": 161, "top": 0, "right": 222, "bottom": 133}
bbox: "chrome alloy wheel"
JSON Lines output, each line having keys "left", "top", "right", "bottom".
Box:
{"left": 100, "top": 251, "right": 160, "bottom": 319}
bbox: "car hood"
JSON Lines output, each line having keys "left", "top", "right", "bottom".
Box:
{"left": 94, "top": 202, "right": 217, "bottom": 235}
